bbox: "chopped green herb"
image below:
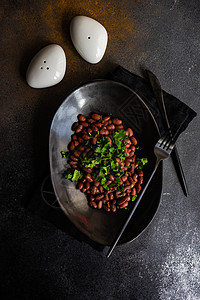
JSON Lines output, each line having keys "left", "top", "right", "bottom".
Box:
{"left": 132, "top": 194, "right": 137, "bottom": 201}
{"left": 61, "top": 151, "right": 70, "bottom": 158}
{"left": 72, "top": 170, "right": 82, "bottom": 182}
{"left": 136, "top": 157, "right": 148, "bottom": 169}
{"left": 64, "top": 172, "right": 73, "bottom": 179}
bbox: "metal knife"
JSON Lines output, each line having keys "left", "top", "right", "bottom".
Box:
{"left": 146, "top": 70, "right": 189, "bottom": 197}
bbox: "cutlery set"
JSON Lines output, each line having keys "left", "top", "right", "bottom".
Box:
{"left": 107, "top": 70, "right": 188, "bottom": 257}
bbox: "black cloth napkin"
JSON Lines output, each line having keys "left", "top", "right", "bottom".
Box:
{"left": 106, "top": 66, "right": 197, "bottom": 138}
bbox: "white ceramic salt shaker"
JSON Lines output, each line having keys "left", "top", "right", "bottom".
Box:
{"left": 26, "top": 44, "right": 66, "bottom": 88}
{"left": 70, "top": 16, "right": 108, "bottom": 64}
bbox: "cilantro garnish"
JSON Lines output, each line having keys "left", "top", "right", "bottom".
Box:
{"left": 131, "top": 195, "right": 137, "bottom": 201}
{"left": 61, "top": 151, "right": 70, "bottom": 158}
{"left": 136, "top": 157, "right": 148, "bottom": 169}
{"left": 64, "top": 169, "right": 82, "bottom": 182}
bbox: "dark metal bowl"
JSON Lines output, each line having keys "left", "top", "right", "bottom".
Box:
{"left": 49, "top": 80, "right": 162, "bottom": 246}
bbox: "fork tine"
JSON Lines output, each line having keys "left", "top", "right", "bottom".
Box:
{"left": 158, "top": 125, "right": 176, "bottom": 151}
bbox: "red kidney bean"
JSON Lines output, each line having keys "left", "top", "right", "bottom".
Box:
{"left": 95, "top": 122, "right": 102, "bottom": 128}
{"left": 70, "top": 162, "right": 77, "bottom": 169}
{"left": 109, "top": 193, "right": 114, "bottom": 200}
{"left": 72, "top": 122, "right": 79, "bottom": 130}
{"left": 106, "top": 180, "right": 112, "bottom": 186}
{"left": 125, "top": 128, "right": 133, "bottom": 137}
{"left": 123, "top": 185, "right": 132, "bottom": 192}
{"left": 78, "top": 137, "right": 84, "bottom": 144}
{"left": 130, "top": 164, "right": 135, "bottom": 173}
{"left": 116, "top": 125, "right": 124, "bottom": 130}
{"left": 82, "top": 188, "right": 87, "bottom": 193}
{"left": 73, "top": 151, "right": 81, "bottom": 158}
{"left": 103, "top": 116, "right": 110, "bottom": 122}
{"left": 91, "top": 186, "right": 97, "bottom": 195}
{"left": 124, "top": 180, "right": 130, "bottom": 186}
{"left": 78, "top": 114, "right": 86, "bottom": 122}
{"left": 85, "top": 182, "right": 90, "bottom": 190}
{"left": 129, "top": 151, "right": 135, "bottom": 157}
{"left": 120, "top": 201, "right": 128, "bottom": 209}
{"left": 91, "top": 137, "right": 97, "bottom": 145}
{"left": 131, "top": 145, "right": 135, "bottom": 151}
{"left": 72, "top": 134, "right": 78, "bottom": 140}
{"left": 103, "top": 121, "right": 109, "bottom": 127}
{"left": 128, "top": 176, "right": 134, "bottom": 183}
{"left": 137, "top": 170, "right": 143, "bottom": 176}
{"left": 96, "top": 194, "right": 104, "bottom": 201}
{"left": 91, "top": 113, "right": 101, "bottom": 120}
{"left": 117, "top": 197, "right": 126, "bottom": 205}
{"left": 125, "top": 159, "right": 130, "bottom": 167}
{"left": 90, "top": 195, "right": 95, "bottom": 201}
{"left": 138, "top": 177, "right": 143, "bottom": 184}
{"left": 87, "top": 127, "right": 92, "bottom": 134}
{"left": 122, "top": 175, "right": 127, "bottom": 182}
{"left": 82, "top": 134, "right": 90, "bottom": 141}
{"left": 131, "top": 136, "right": 137, "bottom": 145}
{"left": 80, "top": 121, "right": 89, "bottom": 127}
{"left": 98, "top": 201, "right": 103, "bottom": 209}
{"left": 124, "top": 138, "right": 131, "bottom": 144}
{"left": 135, "top": 183, "right": 141, "bottom": 194}
{"left": 70, "top": 155, "right": 78, "bottom": 162}
{"left": 83, "top": 167, "right": 92, "bottom": 173}
{"left": 78, "top": 182, "right": 83, "bottom": 190}
{"left": 111, "top": 204, "right": 116, "bottom": 212}
{"left": 85, "top": 174, "right": 93, "bottom": 182}
{"left": 99, "top": 185, "right": 104, "bottom": 193}
{"left": 69, "top": 142, "right": 75, "bottom": 151}
{"left": 104, "top": 193, "right": 109, "bottom": 201}
{"left": 112, "top": 118, "right": 122, "bottom": 125}
{"left": 78, "top": 146, "right": 85, "bottom": 152}
{"left": 131, "top": 188, "right": 136, "bottom": 196}
{"left": 99, "top": 129, "right": 109, "bottom": 135}
{"left": 119, "top": 179, "right": 123, "bottom": 185}
{"left": 114, "top": 191, "right": 121, "bottom": 198}
{"left": 107, "top": 124, "right": 115, "bottom": 130}
{"left": 103, "top": 205, "right": 110, "bottom": 212}
{"left": 92, "top": 125, "right": 98, "bottom": 132}
{"left": 74, "top": 140, "right": 79, "bottom": 147}
{"left": 88, "top": 118, "right": 96, "bottom": 123}
{"left": 94, "top": 181, "right": 100, "bottom": 187}
{"left": 133, "top": 173, "right": 138, "bottom": 181}
{"left": 109, "top": 174, "right": 115, "bottom": 181}
{"left": 90, "top": 201, "right": 97, "bottom": 208}
{"left": 75, "top": 124, "right": 83, "bottom": 133}
{"left": 85, "top": 146, "right": 91, "bottom": 152}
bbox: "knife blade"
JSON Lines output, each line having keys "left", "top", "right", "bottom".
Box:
{"left": 146, "top": 69, "right": 189, "bottom": 197}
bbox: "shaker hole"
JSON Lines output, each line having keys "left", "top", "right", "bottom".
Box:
{"left": 47, "top": 67, "right": 49, "bottom": 70}
{"left": 44, "top": 60, "right": 46, "bottom": 63}
{"left": 87, "top": 36, "right": 91, "bottom": 39}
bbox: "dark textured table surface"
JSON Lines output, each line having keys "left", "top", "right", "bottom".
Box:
{"left": 0, "top": 1, "right": 199, "bottom": 299}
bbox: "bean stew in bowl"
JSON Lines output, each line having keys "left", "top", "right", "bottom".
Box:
{"left": 49, "top": 80, "right": 163, "bottom": 246}
{"left": 62, "top": 113, "right": 148, "bottom": 213}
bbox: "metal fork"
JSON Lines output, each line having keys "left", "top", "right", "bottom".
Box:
{"left": 107, "top": 129, "right": 177, "bottom": 258}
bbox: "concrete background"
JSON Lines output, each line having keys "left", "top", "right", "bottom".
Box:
{"left": 0, "top": 0, "right": 199, "bottom": 299}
